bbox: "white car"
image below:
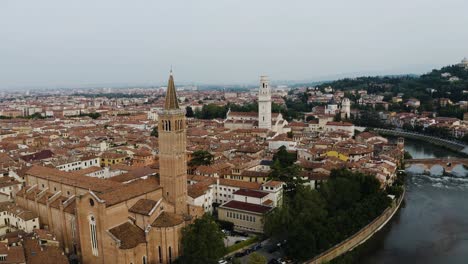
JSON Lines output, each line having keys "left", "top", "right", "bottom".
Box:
{"left": 218, "top": 260, "right": 228, "bottom": 264}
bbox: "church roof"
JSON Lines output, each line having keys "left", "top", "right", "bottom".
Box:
{"left": 97, "top": 178, "right": 161, "bottom": 207}
{"left": 151, "top": 211, "right": 184, "bottom": 227}
{"left": 128, "top": 199, "right": 158, "bottom": 216}
{"left": 108, "top": 221, "right": 146, "bottom": 249}
{"left": 164, "top": 73, "right": 180, "bottom": 110}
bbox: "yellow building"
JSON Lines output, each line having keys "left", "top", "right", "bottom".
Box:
{"left": 100, "top": 152, "right": 127, "bottom": 167}
{"left": 325, "top": 150, "right": 349, "bottom": 161}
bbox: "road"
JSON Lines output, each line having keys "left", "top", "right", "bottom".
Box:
{"left": 235, "top": 239, "right": 284, "bottom": 264}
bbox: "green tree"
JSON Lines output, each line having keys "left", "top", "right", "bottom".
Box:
{"left": 151, "top": 127, "right": 158, "bottom": 137}
{"left": 179, "top": 214, "right": 226, "bottom": 264}
{"left": 272, "top": 145, "right": 296, "bottom": 167}
{"left": 189, "top": 150, "right": 214, "bottom": 167}
{"left": 87, "top": 112, "right": 101, "bottom": 119}
{"left": 265, "top": 169, "right": 391, "bottom": 261}
{"left": 270, "top": 146, "right": 302, "bottom": 196}
{"left": 333, "top": 112, "right": 342, "bottom": 122}
{"left": 185, "top": 106, "right": 194, "bottom": 117}
{"left": 462, "top": 134, "right": 468, "bottom": 144}
{"left": 248, "top": 252, "right": 267, "bottom": 264}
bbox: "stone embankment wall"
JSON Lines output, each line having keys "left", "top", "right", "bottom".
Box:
{"left": 305, "top": 189, "right": 405, "bottom": 264}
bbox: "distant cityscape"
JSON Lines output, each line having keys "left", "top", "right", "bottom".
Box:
{"left": 0, "top": 58, "right": 466, "bottom": 264}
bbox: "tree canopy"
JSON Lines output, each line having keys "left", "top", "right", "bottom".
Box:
{"left": 264, "top": 169, "right": 391, "bottom": 261}
{"left": 179, "top": 214, "right": 226, "bottom": 264}
{"left": 188, "top": 150, "right": 214, "bottom": 167}
{"left": 269, "top": 146, "right": 303, "bottom": 197}
{"left": 248, "top": 252, "right": 267, "bottom": 264}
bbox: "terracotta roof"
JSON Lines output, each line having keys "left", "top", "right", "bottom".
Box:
{"left": 221, "top": 200, "right": 272, "bottom": 214}
{"left": 263, "top": 180, "right": 283, "bottom": 188}
{"left": 326, "top": 121, "right": 354, "bottom": 127}
{"left": 97, "top": 178, "right": 161, "bottom": 207}
{"left": 23, "top": 237, "right": 68, "bottom": 264}
{"left": 233, "top": 189, "right": 269, "bottom": 198}
{"left": 187, "top": 182, "right": 210, "bottom": 198}
{"left": 0, "top": 243, "right": 25, "bottom": 263}
{"left": 108, "top": 222, "right": 146, "bottom": 249}
{"left": 219, "top": 178, "right": 262, "bottom": 190}
{"left": 128, "top": 199, "right": 158, "bottom": 216}
{"left": 26, "top": 165, "right": 121, "bottom": 193}
{"left": 151, "top": 212, "right": 184, "bottom": 227}
{"left": 20, "top": 150, "right": 54, "bottom": 162}
{"left": 228, "top": 112, "right": 257, "bottom": 117}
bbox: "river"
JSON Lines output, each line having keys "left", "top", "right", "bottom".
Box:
{"left": 361, "top": 139, "right": 468, "bottom": 264}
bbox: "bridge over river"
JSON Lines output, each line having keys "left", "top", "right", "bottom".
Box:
{"left": 404, "top": 158, "right": 468, "bottom": 174}
{"left": 372, "top": 128, "right": 468, "bottom": 154}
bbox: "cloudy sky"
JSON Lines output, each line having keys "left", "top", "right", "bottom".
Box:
{"left": 1, "top": 0, "right": 467, "bottom": 89}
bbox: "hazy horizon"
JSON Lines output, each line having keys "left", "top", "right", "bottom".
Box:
{"left": 1, "top": 0, "right": 467, "bottom": 89}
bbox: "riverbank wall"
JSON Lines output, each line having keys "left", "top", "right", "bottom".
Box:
{"left": 372, "top": 128, "right": 468, "bottom": 155}
{"left": 305, "top": 188, "right": 405, "bottom": 264}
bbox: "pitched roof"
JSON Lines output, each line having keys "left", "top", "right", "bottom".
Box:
{"left": 128, "top": 199, "right": 158, "bottom": 216}
{"left": 23, "top": 237, "right": 68, "bottom": 264}
{"left": 26, "top": 165, "right": 120, "bottom": 193}
{"left": 151, "top": 212, "right": 184, "bottom": 227}
{"left": 164, "top": 73, "right": 179, "bottom": 110}
{"left": 233, "top": 189, "right": 269, "bottom": 198}
{"left": 221, "top": 200, "right": 272, "bottom": 214}
{"left": 97, "top": 178, "right": 161, "bottom": 207}
{"left": 108, "top": 222, "right": 146, "bottom": 249}
{"left": 0, "top": 243, "right": 25, "bottom": 263}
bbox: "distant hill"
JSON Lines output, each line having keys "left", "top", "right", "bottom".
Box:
{"left": 316, "top": 65, "right": 468, "bottom": 103}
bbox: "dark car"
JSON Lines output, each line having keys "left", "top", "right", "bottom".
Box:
{"left": 234, "top": 252, "right": 245, "bottom": 258}
{"left": 251, "top": 244, "right": 262, "bottom": 251}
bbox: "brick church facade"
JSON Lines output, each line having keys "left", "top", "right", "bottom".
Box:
{"left": 16, "top": 73, "right": 202, "bottom": 264}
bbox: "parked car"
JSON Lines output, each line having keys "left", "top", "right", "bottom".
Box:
{"left": 234, "top": 252, "right": 246, "bottom": 258}
{"left": 218, "top": 260, "right": 228, "bottom": 264}
{"left": 251, "top": 243, "right": 262, "bottom": 251}
{"left": 276, "top": 258, "right": 287, "bottom": 264}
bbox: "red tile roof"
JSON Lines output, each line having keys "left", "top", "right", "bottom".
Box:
{"left": 221, "top": 200, "right": 272, "bottom": 214}
{"left": 233, "top": 189, "right": 268, "bottom": 198}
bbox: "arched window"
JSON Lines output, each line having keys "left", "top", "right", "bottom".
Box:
{"left": 142, "top": 256, "right": 147, "bottom": 264}
{"left": 158, "top": 246, "right": 162, "bottom": 263}
{"left": 89, "top": 215, "right": 98, "bottom": 256}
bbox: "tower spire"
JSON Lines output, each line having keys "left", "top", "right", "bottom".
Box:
{"left": 164, "top": 71, "right": 179, "bottom": 110}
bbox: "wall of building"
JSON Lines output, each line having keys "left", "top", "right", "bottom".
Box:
{"left": 218, "top": 208, "right": 264, "bottom": 233}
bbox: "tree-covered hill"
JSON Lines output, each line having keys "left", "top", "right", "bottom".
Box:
{"left": 317, "top": 64, "right": 468, "bottom": 103}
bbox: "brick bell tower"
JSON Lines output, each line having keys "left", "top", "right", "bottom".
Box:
{"left": 158, "top": 71, "right": 187, "bottom": 214}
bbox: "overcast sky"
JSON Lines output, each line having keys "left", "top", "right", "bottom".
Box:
{"left": 1, "top": 0, "right": 467, "bottom": 89}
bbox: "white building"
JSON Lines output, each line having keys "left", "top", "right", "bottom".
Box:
{"left": 0, "top": 202, "right": 39, "bottom": 235}
{"left": 325, "top": 121, "right": 355, "bottom": 136}
{"left": 341, "top": 98, "right": 351, "bottom": 119}
{"left": 258, "top": 76, "right": 272, "bottom": 130}
{"left": 53, "top": 156, "right": 100, "bottom": 172}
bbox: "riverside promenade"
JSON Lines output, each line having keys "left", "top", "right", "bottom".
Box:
{"left": 305, "top": 188, "right": 405, "bottom": 264}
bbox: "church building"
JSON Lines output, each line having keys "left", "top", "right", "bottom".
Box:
{"left": 225, "top": 76, "right": 289, "bottom": 135}
{"left": 16, "top": 72, "right": 203, "bottom": 264}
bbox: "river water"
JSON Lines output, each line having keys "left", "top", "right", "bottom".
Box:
{"left": 361, "top": 139, "right": 468, "bottom": 264}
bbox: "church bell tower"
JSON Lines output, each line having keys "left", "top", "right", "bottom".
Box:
{"left": 258, "top": 76, "right": 272, "bottom": 130}
{"left": 158, "top": 71, "right": 187, "bottom": 214}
